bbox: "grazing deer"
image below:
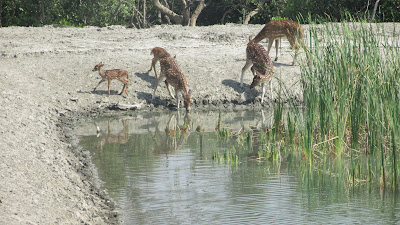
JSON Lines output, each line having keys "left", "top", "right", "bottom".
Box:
{"left": 152, "top": 56, "right": 192, "bottom": 112}
{"left": 92, "top": 62, "right": 129, "bottom": 96}
{"left": 241, "top": 36, "right": 274, "bottom": 103}
{"left": 148, "top": 47, "right": 171, "bottom": 78}
{"left": 147, "top": 47, "right": 175, "bottom": 99}
{"left": 253, "top": 19, "right": 308, "bottom": 65}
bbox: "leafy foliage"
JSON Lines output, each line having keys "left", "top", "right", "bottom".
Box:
{"left": 0, "top": 0, "right": 399, "bottom": 27}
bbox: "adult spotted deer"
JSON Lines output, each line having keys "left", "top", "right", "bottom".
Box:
{"left": 241, "top": 36, "right": 274, "bottom": 103}
{"left": 152, "top": 55, "right": 191, "bottom": 112}
{"left": 253, "top": 19, "right": 308, "bottom": 65}
{"left": 92, "top": 62, "right": 129, "bottom": 96}
{"left": 148, "top": 47, "right": 175, "bottom": 99}
{"left": 148, "top": 47, "right": 171, "bottom": 78}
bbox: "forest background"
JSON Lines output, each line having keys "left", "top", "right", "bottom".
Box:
{"left": 0, "top": 0, "right": 399, "bottom": 28}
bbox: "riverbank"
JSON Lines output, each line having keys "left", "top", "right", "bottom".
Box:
{"left": 1, "top": 23, "right": 307, "bottom": 224}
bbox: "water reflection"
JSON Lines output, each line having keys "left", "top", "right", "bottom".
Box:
{"left": 153, "top": 112, "right": 191, "bottom": 155}
{"left": 94, "top": 119, "right": 130, "bottom": 151}
{"left": 75, "top": 110, "right": 400, "bottom": 224}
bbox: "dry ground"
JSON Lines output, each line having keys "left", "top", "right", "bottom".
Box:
{"left": 0, "top": 23, "right": 312, "bottom": 224}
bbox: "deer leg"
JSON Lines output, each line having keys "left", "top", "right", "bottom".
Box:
{"left": 274, "top": 39, "right": 279, "bottom": 61}
{"left": 288, "top": 37, "right": 298, "bottom": 65}
{"left": 240, "top": 59, "right": 252, "bottom": 87}
{"left": 118, "top": 80, "right": 125, "bottom": 95}
{"left": 250, "top": 66, "right": 257, "bottom": 76}
{"left": 152, "top": 75, "right": 165, "bottom": 100}
{"left": 165, "top": 81, "right": 176, "bottom": 99}
{"left": 107, "top": 79, "right": 111, "bottom": 96}
{"left": 119, "top": 84, "right": 125, "bottom": 95}
{"left": 119, "top": 79, "right": 129, "bottom": 96}
{"left": 148, "top": 58, "right": 158, "bottom": 78}
{"left": 93, "top": 79, "right": 105, "bottom": 92}
{"left": 267, "top": 38, "right": 274, "bottom": 58}
{"left": 119, "top": 81, "right": 126, "bottom": 95}
{"left": 125, "top": 80, "right": 129, "bottom": 95}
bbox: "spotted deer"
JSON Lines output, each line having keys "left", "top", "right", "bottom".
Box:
{"left": 241, "top": 36, "right": 274, "bottom": 103}
{"left": 253, "top": 19, "right": 308, "bottom": 65}
{"left": 148, "top": 47, "right": 171, "bottom": 78}
{"left": 151, "top": 55, "right": 191, "bottom": 112}
{"left": 147, "top": 47, "right": 175, "bottom": 99}
{"left": 92, "top": 62, "right": 129, "bottom": 96}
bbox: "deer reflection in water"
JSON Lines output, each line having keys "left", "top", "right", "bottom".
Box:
{"left": 95, "top": 119, "right": 130, "bottom": 151}
{"left": 153, "top": 112, "right": 191, "bottom": 155}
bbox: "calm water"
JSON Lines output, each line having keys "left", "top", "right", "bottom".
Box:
{"left": 76, "top": 110, "right": 400, "bottom": 224}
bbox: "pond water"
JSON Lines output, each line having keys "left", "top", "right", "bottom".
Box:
{"left": 75, "top": 110, "right": 400, "bottom": 224}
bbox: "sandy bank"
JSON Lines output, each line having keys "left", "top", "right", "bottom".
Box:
{"left": 0, "top": 23, "right": 308, "bottom": 224}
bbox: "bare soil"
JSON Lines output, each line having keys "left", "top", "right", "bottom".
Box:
{"left": 3, "top": 22, "right": 394, "bottom": 224}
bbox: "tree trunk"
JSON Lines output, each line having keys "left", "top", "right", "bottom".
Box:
{"left": 181, "top": 0, "right": 190, "bottom": 26}
{"left": 143, "top": 0, "right": 147, "bottom": 27}
{"left": 370, "top": 0, "right": 381, "bottom": 22}
{"left": 39, "top": 0, "right": 45, "bottom": 25}
{"left": 243, "top": 0, "right": 265, "bottom": 24}
{"left": 364, "top": 0, "right": 370, "bottom": 20}
{"left": 190, "top": 0, "right": 212, "bottom": 26}
{"left": 153, "top": 0, "right": 184, "bottom": 24}
{"left": 0, "top": 0, "right": 3, "bottom": 27}
{"left": 243, "top": 7, "right": 260, "bottom": 24}
{"left": 221, "top": 7, "right": 234, "bottom": 25}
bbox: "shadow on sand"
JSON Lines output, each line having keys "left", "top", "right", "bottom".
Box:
{"left": 135, "top": 72, "right": 156, "bottom": 89}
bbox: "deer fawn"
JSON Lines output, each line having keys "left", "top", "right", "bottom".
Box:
{"left": 241, "top": 36, "right": 274, "bottom": 103}
{"left": 151, "top": 55, "right": 192, "bottom": 112}
{"left": 253, "top": 19, "right": 308, "bottom": 65}
{"left": 92, "top": 62, "right": 129, "bottom": 96}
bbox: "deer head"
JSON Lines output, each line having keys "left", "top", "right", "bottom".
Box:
{"left": 151, "top": 47, "right": 170, "bottom": 58}
{"left": 92, "top": 62, "right": 104, "bottom": 72}
{"left": 248, "top": 36, "right": 255, "bottom": 45}
{"left": 250, "top": 74, "right": 263, "bottom": 89}
{"left": 250, "top": 73, "right": 273, "bottom": 89}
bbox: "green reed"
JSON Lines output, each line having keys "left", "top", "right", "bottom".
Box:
{"left": 301, "top": 21, "right": 399, "bottom": 148}
{"left": 295, "top": 19, "right": 400, "bottom": 189}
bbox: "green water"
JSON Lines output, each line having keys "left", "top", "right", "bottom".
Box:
{"left": 76, "top": 110, "right": 400, "bottom": 224}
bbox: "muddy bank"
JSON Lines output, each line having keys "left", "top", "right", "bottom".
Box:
{"left": 0, "top": 23, "right": 308, "bottom": 224}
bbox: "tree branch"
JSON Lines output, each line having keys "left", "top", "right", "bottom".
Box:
{"left": 370, "top": 0, "right": 381, "bottom": 22}
{"left": 153, "top": 0, "right": 184, "bottom": 24}
{"left": 243, "top": 0, "right": 266, "bottom": 24}
{"left": 189, "top": 0, "right": 208, "bottom": 26}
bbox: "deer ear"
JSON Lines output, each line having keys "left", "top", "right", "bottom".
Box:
{"left": 249, "top": 36, "right": 253, "bottom": 41}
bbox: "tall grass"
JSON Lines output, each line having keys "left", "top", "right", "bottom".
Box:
{"left": 300, "top": 21, "right": 399, "bottom": 150}
{"left": 296, "top": 20, "right": 400, "bottom": 189}
{"left": 211, "top": 20, "right": 399, "bottom": 190}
